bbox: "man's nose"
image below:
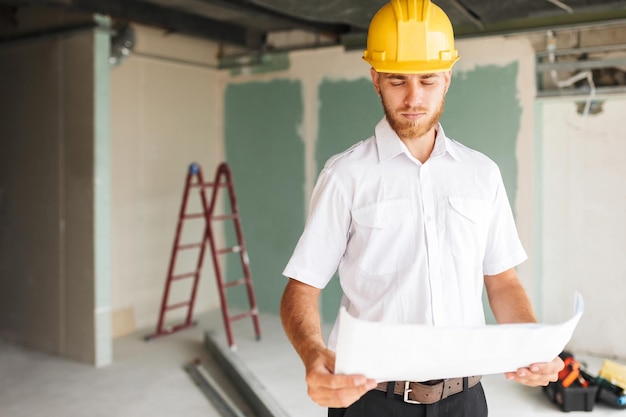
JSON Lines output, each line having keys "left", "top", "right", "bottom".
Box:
{"left": 404, "top": 82, "right": 423, "bottom": 107}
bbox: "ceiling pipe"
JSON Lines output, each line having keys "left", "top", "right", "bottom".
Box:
{"left": 546, "top": 0, "right": 574, "bottom": 14}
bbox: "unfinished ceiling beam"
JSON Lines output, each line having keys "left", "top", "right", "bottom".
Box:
{"left": 197, "top": 0, "right": 352, "bottom": 35}
{"left": 79, "top": 0, "right": 266, "bottom": 49}
{"left": 446, "top": 0, "right": 484, "bottom": 31}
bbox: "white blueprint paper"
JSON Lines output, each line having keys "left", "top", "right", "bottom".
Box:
{"left": 334, "top": 293, "right": 583, "bottom": 382}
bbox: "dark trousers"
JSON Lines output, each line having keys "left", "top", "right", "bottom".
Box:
{"left": 328, "top": 382, "right": 488, "bottom": 417}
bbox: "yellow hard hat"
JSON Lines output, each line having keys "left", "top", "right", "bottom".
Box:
{"left": 363, "top": 0, "right": 459, "bottom": 74}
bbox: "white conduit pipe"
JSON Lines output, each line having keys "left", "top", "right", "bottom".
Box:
{"left": 546, "top": 30, "right": 596, "bottom": 124}
{"left": 546, "top": 0, "right": 574, "bottom": 14}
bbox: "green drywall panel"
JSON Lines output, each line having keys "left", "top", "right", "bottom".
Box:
{"left": 441, "top": 63, "right": 522, "bottom": 324}
{"left": 442, "top": 63, "right": 521, "bottom": 211}
{"left": 224, "top": 80, "right": 304, "bottom": 317}
{"left": 94, "top": 24, "right": 112, "bottom": 365}
{"left": 316, "top": 78, "right": 382, "bottom": 323}
{"left": 533, "top": 102, "right": 544, "bottom": 321}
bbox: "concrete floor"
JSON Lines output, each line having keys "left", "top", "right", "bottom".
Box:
{"left": 1, "top": 310, "right": 625, "bottom": 417}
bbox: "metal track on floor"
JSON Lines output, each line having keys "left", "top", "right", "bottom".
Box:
{"left": 185, "top": 331, "right": 289, "bottom": 417}
{"left": 185, "top": 358, "right": 248, "bottom": 417}
{"left": 202, "top": 331, "right": 290, "bottom": 417}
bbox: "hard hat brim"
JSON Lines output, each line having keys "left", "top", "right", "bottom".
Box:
{"left": 363, "top": 56, "right": 459, "bottom": 74}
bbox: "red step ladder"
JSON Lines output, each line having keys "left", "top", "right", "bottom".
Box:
{"left": 146, "top": 162, "right": 261, "bottom": 349}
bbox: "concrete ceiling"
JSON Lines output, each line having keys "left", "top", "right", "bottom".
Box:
{"left": 2, "top": 0, "right": 626, "bottom": 54}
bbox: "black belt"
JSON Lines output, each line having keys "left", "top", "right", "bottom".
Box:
{"left": 375, "top": 376, "right": 482, "bottom": 404}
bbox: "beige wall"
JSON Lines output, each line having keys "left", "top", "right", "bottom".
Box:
{"left": 110, "top": 24, "right": 224, "bottom": 334}
{"left": 2, "top": 9, "right": 624, "bottom": 363}
{"left": 0, "top": 21, "right": 108, "bottom": 364}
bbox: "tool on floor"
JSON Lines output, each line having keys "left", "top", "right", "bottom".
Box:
{"left": 596, "top": 359, "right": 626, "bottom": 409}
{"left": 598, "top": 359, "right": 626, "bottom": 391}
{"left": 544, "top": 351, "right": 598, "bottom": 412}
{"left": 558, "top": 354, "right": 588, "bottom": 388}
{"left": 146, "top": 162, "right": 262, "bottom": 349}
{"left": 596, "top": 376, "right": 626, "bottom": 408}
{"left": 185, "top": 358, "right": 247, "bottom": 417}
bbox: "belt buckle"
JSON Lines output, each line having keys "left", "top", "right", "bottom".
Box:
{"left": 403, "top": 381, "right": 421, "bottom": 404}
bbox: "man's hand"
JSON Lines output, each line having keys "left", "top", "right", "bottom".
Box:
{"left": 304, "top": 346, "right": 378, "bottom": 408}
{"left": 280, "top": 279, "right": 378, "bottom": 408}
{"left": 505, "top": 356, "right": 565, "bottom": 387}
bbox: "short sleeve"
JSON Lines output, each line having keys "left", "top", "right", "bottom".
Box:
{"left": 282, "top": 168, "right": 351, "bottom": 288}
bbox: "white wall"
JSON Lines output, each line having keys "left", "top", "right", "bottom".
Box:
{"left": 110, "top": 24, "right": 224, "bottom": 334}
{"left": 541, "top": 96, "right": 626, "bottom": 358}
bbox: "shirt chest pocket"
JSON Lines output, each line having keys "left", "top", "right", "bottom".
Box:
{"left": 448, "top": 197, "right": 491, "bottom": 265}
{"left": 351, "top": 199, "right": 415, "bottom": 276}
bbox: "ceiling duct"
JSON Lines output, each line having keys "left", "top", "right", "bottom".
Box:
{"left": 536, "top": 30, "right": 626, "bottom": 99}
{"left": 109, "top": 22, "right": 135, "bottom": 67}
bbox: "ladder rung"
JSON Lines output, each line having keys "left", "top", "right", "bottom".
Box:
{"left": 165, "top": 301, "right": 190, "bottom": 311}
{"left": 177, "top": 242, "right": 203, "bottom": 250}
{"left": 228, "top": 309, "right": 258, "bottom": 322}
{"left": 211, "top": 214, "right": 239, "bottom": 221}
{"left": 176, "top": 242, "right": 203, "bottom": 250}
{"left": 148, "top": 321, "right": 196, "bottom": 340}
{"left": 223, "top": 278, "right": 247, "bottom": 288}
{"left": 217, "top": 245, "right": 242, "bottom": 255}
{"left": 171, "top": 272, "right": 197, "bottom": 281}
{"left": 182, "top": 213, "right": 205, "bottom": 219}
{"left": 190, "top": 182, "right": 229, "bottom": 188}
{"left": 166, "top": 322, "right": 195, "bottom": 333}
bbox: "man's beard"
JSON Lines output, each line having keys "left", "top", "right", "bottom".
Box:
{"left": 382, "top": 96, "right": 445, "bottom": 140}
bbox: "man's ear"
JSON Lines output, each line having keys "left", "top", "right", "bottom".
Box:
{"left": 443, "top": 70, "right": 452, "bottom": 95}
{"left": 370, "top": 67, "right": 381, "bottom": 96}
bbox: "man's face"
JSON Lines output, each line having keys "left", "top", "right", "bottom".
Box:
{"left": 371, "top": 69, "right": 451, "bottom": 140}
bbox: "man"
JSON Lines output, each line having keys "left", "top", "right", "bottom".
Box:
{"left": 280, "top": 0, "right": 564, "bottom": 416}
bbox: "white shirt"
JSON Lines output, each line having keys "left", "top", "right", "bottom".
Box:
{"left": 283, "top": 118, "right": 527, "bottom": 350}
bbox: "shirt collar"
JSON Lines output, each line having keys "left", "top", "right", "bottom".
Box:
{"left": 374, "top": 118, "right": 463, "bottom": 163}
